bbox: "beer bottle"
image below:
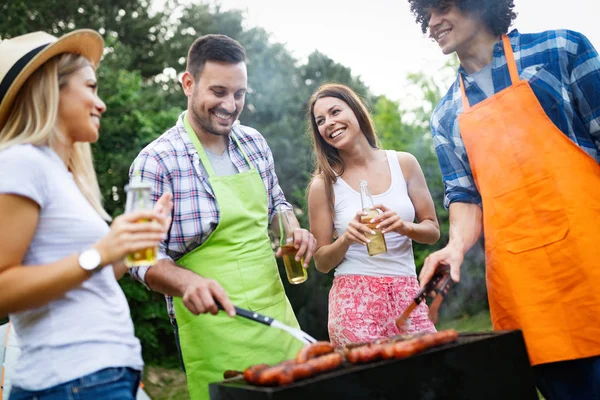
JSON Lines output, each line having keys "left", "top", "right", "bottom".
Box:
{"left": 359, "top": 180, "right": 387, "bottom": 256}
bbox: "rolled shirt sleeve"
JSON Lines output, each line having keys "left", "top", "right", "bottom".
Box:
{"left": 430, "top": 112, "right": 482, "bottom": 209}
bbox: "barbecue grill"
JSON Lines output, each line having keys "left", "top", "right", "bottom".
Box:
{"left": 209, "top": 330, "right": 538, "bottom": 400}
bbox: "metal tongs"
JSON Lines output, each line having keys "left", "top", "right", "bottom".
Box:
{"left": 395, "top": 266, "right": 454, "bottom": 330}
{"left": 217, "top": 302, "right": 317, "bottom": 345}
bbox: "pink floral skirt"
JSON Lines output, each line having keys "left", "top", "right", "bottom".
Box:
{"left": 328, "top": 274, "right": 436, "bottom": 347}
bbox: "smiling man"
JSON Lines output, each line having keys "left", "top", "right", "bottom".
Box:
{"left": 128, "top": 34, "right": 316, "bottom": 400}
{"left": 407, "top": 1, "right": 600, "bottom": 398}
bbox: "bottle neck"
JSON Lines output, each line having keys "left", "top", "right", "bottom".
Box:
{"left": 360, "top": 185, "right": 374, "bottom": 210}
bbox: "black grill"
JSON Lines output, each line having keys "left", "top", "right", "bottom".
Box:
{"left": 209, "top": 330, "right": 538, "bottom": 400}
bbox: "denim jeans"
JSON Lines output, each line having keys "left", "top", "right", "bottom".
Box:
{"left": 533, "top": 355, "right": 600, "bottom": 400}
{"left": 9, "top": 367, "right": 140, "bottom": 400}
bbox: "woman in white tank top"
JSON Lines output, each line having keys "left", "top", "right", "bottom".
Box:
{"left": 307, "top": 84, "right": 440, "bottom": 347}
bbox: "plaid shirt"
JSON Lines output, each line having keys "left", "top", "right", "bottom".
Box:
{"left": 129, "top": 113, "right": 291, "bottom": 320}
{"left": 432, "top": 29, "right": 600, "bottom": 208}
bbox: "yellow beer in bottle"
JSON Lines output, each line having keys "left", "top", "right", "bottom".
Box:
{"left": 124, "top": 180, "right": 158, "bottom": 268}
{"left": 277, "top": 205, "right": 308, "bottom": 284}
{"left": 359, "top": 180, "right": 387, "bottom": 256}
{"left": 281, "top": 243, "right": 308, "bottom": 284}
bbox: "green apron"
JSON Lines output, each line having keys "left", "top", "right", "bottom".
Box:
{"left": 175, "top": 114, "right": 302, "bottom": 400}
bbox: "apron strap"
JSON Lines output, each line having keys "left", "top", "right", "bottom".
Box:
{"left": 459, "top": 34, "right": 520, "bottom": 111}
{"left": 183, "top": 112, "right": 254, "bottom": 178}
{"left": 459, "top": 75, "right": 471, "bottom": 111}
{"left": 502, "top": 34, "right": 520, "bottom": 84}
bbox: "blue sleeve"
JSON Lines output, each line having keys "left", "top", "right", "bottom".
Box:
{"left": 430, "top": 112, "right": 482, "bottom": 209}
{"left": 568, "top": 30, "right": 600, "bottom": 149}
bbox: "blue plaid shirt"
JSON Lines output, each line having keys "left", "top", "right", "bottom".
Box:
{"left": 432, "top": 29, "right": 600, "bottom": 208}
{"left": 129, "top": 113, "right": 291, "bottom": 319}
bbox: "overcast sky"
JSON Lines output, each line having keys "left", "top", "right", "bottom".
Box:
{"left": 213, "top": 0, "right": 598, "bottom": 102}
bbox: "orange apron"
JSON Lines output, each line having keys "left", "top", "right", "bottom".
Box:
{"left": 458, "top": 35, "right": 600, "bottom": 365}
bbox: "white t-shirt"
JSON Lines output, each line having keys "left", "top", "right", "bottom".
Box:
{"left": 332, "top": 150, "right": 417, "bottom": 277}
{"left": 0, "top": 145, "right": 143, "bottom": 391}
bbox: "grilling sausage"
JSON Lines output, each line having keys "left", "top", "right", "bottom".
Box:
{"left": 295, "top": 341, "right": 335, "bottom": 363}
{"left": 346, "top": 330, "right": 459, "bottom": 364}
{"left": 303, "top": 351, "right": 343, "bottom": 373}
{"left": 245, "top": 330, "right": 459, "bottom": 385}
{"left": 255, "top": 360, "right": 296, "bottom": 386}
{"left": 243, "top": 363, "right": 270, "bottom": 384}
{"left": 223, "top": 369, "right": 243, "bottom": 379}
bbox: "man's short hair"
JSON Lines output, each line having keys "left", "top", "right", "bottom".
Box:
{"left": 186, "top": 34, "right": 246, "bottom": 80}
{"left": 407, "top": 0, "right": 517, "bottom": 36}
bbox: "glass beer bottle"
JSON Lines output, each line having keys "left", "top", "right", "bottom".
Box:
{"left": 359, "top": 180, "right": 387, "bottom": 256}
{"left": 277, "top": 205, "right": 308, "bottom": 284}
{"left": 124, "top": 180, "right": 158, "bottom": 267}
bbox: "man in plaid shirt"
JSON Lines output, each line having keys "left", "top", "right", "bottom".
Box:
{"left": 129, "top": 34, "right": 316, "bottom": 399}
{"left": 407, "top": 1, "right": 600, "bottom": 399}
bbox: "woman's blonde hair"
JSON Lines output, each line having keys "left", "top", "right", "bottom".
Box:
{"left": 306, "top": 83, "right": 381, "bottom": 217}
{"left": 0, "top": 53, "right": 110, "bottom": 220}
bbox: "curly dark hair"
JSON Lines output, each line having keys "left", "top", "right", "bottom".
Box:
{"left": 407, "top": 0, "right": 517, "bottom": 36}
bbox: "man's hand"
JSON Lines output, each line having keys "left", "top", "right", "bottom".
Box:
{"left": 275, "top": 228, "right": 317, "bottom": 268}
{"left": 181, "top": 275, "right": 236, "bottom": 317}
{"left": 420, "top": 244, "right": 464, "bottom": 289}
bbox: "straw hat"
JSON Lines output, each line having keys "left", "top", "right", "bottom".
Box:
{"left": 0, "top": 29, "right": 104, "bottom": 131}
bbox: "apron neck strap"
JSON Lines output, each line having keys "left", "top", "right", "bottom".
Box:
{"left": 459, "top": 34, "right": 519, "bottom": 111}
{"left": 182, "top": 112, "right": 253, "bottom": 178}
{"left": 501, "top": 34, "right": 520, "bottom": 84}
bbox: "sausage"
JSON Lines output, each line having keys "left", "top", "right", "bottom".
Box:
{"left": 223, "top": 370, "right": 243, "bottom": 379}
{"left": 346, "top": 343, "right": 385, "bottom": 364}
{"left": 392, "top": 338, "right": 421, "bottom": 358}
{"left": 290, "top": 361, "right": 315, "bottom": 381}
{"left": 255, "top": 360, "right": 296, "bottom": 386}
{"left": 276, "top": 363, "right": 295, "bottom": 386}
{"left": 295, "top": 341, "right": 335, "bottom": 363}
{"left": 305, "top": 352, "right": 343, "bottom": 373}
{"left": 243, "top": 363, "right": 269, "bottom": 384}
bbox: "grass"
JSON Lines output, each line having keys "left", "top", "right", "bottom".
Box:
{"left": 143, "top": 365, "right": 189, "bottom": 400}
{"left": 437, "top": 309, "right": 493, "bottom": 332}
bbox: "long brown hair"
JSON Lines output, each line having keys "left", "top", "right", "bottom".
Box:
{"left": 306, "top": 83, "right": 381, "bottom": 217}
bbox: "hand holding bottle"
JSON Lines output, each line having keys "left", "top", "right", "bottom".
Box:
{"left": 370, "top": 203, "right": 412, "bottom": 236}
{"left": 359, "top": 180, "right": 387, "bottom": 256}
{"left": 342, "top": 210, "right": 375, "bottom": 246}
{"left": 93, "top": 198, "right": 171, "bottom": 268}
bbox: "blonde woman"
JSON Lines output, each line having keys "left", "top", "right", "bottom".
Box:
{"left": 307, "top": 83, "right": 440, "bottom": 347}
{"left": 0, "top": 30, "right": 172, "bottom": 399}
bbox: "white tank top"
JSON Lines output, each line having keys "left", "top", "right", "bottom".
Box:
{"left": 332, "top": 150, "right": 416, "bottom": 277}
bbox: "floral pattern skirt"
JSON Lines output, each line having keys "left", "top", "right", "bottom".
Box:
{"left": 328, "top": 274, "right": 436, "bottom": 347}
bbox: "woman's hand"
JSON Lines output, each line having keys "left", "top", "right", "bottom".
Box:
{"left": 342, "top": 210, "right": 373, "bottom": 246}
{"left": 94, "top": 193, "right": 173, "bottom": 266}
{"left": 371, "top": 203, "right": 412, "bottom": 236}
